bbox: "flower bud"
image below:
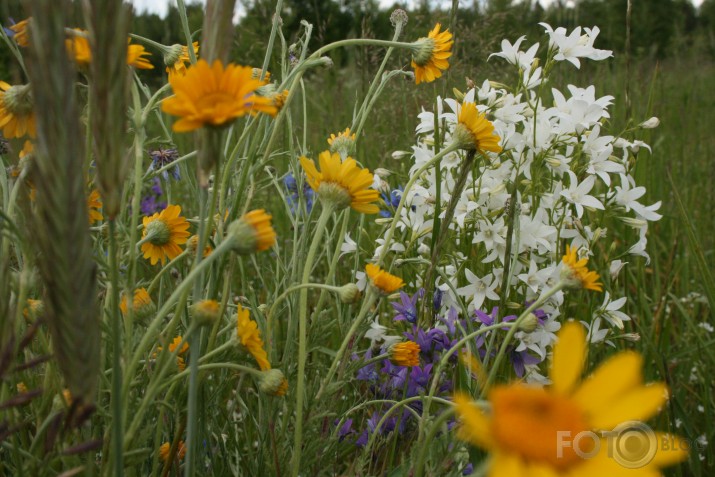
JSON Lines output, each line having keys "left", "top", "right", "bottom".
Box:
{"left": 518, "top": 313, "right": 539, "bottom": 333}
{"left": 190, "top": 299, "right": 221, "bottom": 327}
{"left": 259, "top": 369, "right": 288, "bottom": 396}
{"left": 639, "top": 117, "right": 660, "bottom": 129}
{"left": 338, "top": 283, "right": 361, "bottom": 304}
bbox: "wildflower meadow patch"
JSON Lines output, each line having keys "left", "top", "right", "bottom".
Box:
{"left": 0, "top": 0, "right": 712, "bottom": 476}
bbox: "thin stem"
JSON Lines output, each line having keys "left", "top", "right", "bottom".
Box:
{"left": 268, "top": 282, "right": 341, "bottom": 333}
{"left": 311, "top": 38, "right": 416, "bottom": 60}
{"left": 108, "top": 219, "right": 124, "bottom": 476}
{"left": 291, "top": 203, "right": 335, "bottom": 477}
{"left": 414, "top": 407, "right": 456, "bottom": 477}
{"left": 481, "top": 281, "right": 566, "bottom": 397}
{"left": 146, "top": 251, "right": 189, "bottom": 295}
{"left": 259, "top": 0, "right": 283, "bottom": 81}
{"left": 176, "top": 0, "right": 198, "bottom": 64}
{"left": 376, "top": 143, "right": 460, "bottom": 267}
{"left": 314, "top": 290, "right": 378, "bottom": 400}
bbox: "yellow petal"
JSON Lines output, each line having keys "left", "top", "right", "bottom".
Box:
{"left": 453, "top": 393, "right": 492, "bottom": 450}
{"left": 550, "top": 321, "right": 586, "bottom": 395}
{"left": 589, "top": 383, "right": 669, "bottom": 430}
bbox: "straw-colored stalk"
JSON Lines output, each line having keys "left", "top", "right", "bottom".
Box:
{"left": 25, "top": 0, "right": 99, "bottom": 413}
{"left": 81, "top": 0, "right": 131, "bottom": 218}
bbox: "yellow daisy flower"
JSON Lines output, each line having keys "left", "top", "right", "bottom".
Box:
{"left": 453, "top": 102, "right": 502, "bottom": 153}
{"left": 365, "top": 263, "right": 404, "bottom": 294}
{"left": 454, "top": 322, "right": 687, "bottom": 476}
{"left": 190, "top": 299, "right": 221, "bottom": 326}
{"left": 411, "top": 23, "right": 453, "bottom": 85}
{"left": 227, "top": 209, "right": 277, "bottom": 255}
{"left": 141, "top": 204, "right": 190, "bottom": 265}
{"left": 8, "top": 18, "right": 30, "bottom": 47}
{"left": 87, "top": 189, "right": 103, "bottom": 224}
{"left": 388, "top": 341, "right": 421, "bottom": 367}
{"left": 0, "top": 82, "right": 35, "bottom": 138}
{"left": 327, "top": 127, "right": 357, "bottom": 157}
{"left": 299, "top": 151, "right": 380, "bottom": 213}
{"left": 126, "top": 42, "right": 153, "bottom": 69}
{"left": 165, "top": 42, "right": 199, "bottom": 79}
{"left": 561, "top": 245, "right": 603, "bottom": 292}
{"left": 119, "top": 287, "right": 154, "bottom": 318}
{"left": 186, "top": 234, "right": 213, "bottom": 257}
{"left": 161, "top": 59, "right": 277, "bottom": 132}
{"left": 235, "top": 304, "right": 271, "bottom": 371}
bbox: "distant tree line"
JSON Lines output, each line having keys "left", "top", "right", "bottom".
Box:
{"left": 2, "top": 0, "right": 715, "bottom": 82}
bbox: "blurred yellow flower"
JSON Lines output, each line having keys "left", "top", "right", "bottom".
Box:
{"left": 389, "top": 341, "right": 420, "bottom": 367}
{"left": 8, "top": 18, "right": 30, "bottom": 47}
{"left": 161, "top": 59, "right": 277, "bottom": 132}
{"left": 126, "top": 42, "right": 153, "bottom": 69}
{"left": 365, "top": 263, "right": 404, "bottom": 294}
{"left": 87, "top": 189, "right": 103, "bottom": 224}
{"left": 159, "top": 440, "right": 186, "bottom": 462}
{"left": 165, "top": 42, "right": 199, "bottom": 79}
{"left": 0, "top": 82, "right": 35, "bottom": 138}
{"left": 454, "top": 322, "right": 687, "bottom": 476}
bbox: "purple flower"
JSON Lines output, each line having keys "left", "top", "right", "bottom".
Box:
{"left": 139, "top": 178, "right": 167, "bottom": 215}
{"left": 284, "top": 172, "right": 314, "bottom": 215}
{"left": 334, "top": 418, "right": 355, "bottom": 442}
{"left": 148, "top": 147, "right": 180, "bottom": 180}
{"left": 379, "top": 187, "right": 403, "bottom": 218}
{"left": 474, "top": 306, "right": 499, "bottom": 326}
{"left": 433, "top": 288, "right": 443, "bottom": 311}
{"left": 509, "top": 347, "right": 542, "bottom": 377}
{"left": 407, "top": 364, "right": 432, "bottom": 396}
{"left": 391, "top": 290, "right": 422, "bottom": 324}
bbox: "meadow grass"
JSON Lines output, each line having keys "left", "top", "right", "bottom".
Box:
{"left": 0, "top": 2, "right": 713, "bottom": 476}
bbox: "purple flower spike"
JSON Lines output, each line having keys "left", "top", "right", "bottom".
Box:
{"left": 391, "top": 290, "right": 423, "bottom": 324}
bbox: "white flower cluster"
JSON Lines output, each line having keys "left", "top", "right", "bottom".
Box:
{"left": 351, "top": 24, "right": 662, "bottom": 381}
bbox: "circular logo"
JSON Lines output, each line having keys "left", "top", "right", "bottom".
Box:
{"left": 608, "top": 421, "right": 658, "bottom": 469}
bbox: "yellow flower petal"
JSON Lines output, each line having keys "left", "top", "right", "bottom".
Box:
{"left": 550, "top": 322, "right": 586, "bottom": 395}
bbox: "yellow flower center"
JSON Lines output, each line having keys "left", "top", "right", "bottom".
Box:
{"left": 490, "top": 385, "right": 591, "bottom": 468}
{"left": 145, "top": 219, "right": 171, "bottom": 246}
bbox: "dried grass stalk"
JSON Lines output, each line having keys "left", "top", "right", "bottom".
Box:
{"left": 82, "top": 0, "right": 131, "bottom": 219}
{"left": 25, "top": 0, "right": 99, "bottom": 410}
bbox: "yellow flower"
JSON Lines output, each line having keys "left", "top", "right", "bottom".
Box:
{"left": 299, "top": 151, "right": 380, "bottom": 213}
{"left": 236, "top": 304, "right": 271, "bottom": 371}
{"left": 17, "top": 382, "right": 28, "bottom": 393}
{"left": 190, "top": 299, "right": 221, "bottom": 326}
{"left": 161, "top": 59, "right": 277, "bottom": 132}
{"left": 159, "top": 440, "right": 186, "bottom": 462}
{"left": 365, "top": 263, "right": 404, "bottom": 294}
{"left": 561, "top": 245, "right": 603, "bottom": 292}
{"left": 87, "top": 189, "right": 103, "bottom": 224}
{"left": 168, "top": 336, "right": 189, "bottom": 355}
{"left": 8, "top": 18, "right": 30, "bottom": 47}
{"left": 251, "top": 68, "right": 270, "bottom": 82}
{"left": 227, "top": 209, "right": 277, "bottom": 255}
{"left": 411, "top": 23, "right": 453, "bottom": 85}
{"left": 141, "top": 204, "right": 190, "bottom": 265}
{"left": 453, "top": 102, "right": 502, "bottom": 153}
{"left": 127, "top": 42, "right": 153, "bottom": 69}
{"left": 119, "top": 288, "right": 154, "bottom": 318}
{"left": 186, "top": 234, "right": 212, "bottom": 257}
{"left": 388, "top": 341, "right": 421, "bottom": 367}
{"left": 23, "top": 298, "right": 44, "bottom": 321}
{"left": 0, "top": 82, "right": 35, "bottom": 138}
{"left": 65, "top": 29, "right": 92, "bottom": 67}
{"left": 454, "top": 322, "right": 687, "bottom": 476}
{"left": 327, "top": 127, "right": 356, "bottom": 157}
{"left": 272, "top": 89, "right": 289, "bottom": 110}
{"left": 165, "top": 42, "right": 199, "bottom": 79}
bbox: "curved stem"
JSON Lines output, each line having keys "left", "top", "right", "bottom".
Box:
{"left": 291, "top": 203, "right": 335, "bottom": 477}
{"left": 311, "top": 38, "right": 416, "bottom": 60}
{"left": 481, "top": 281, "right": 565, "bottom": 397}
{"left": 414, "top": 407, "right": 456, "bottom": 477}
{"left": 146, "top": 251, "right": 189, "bottom": 295}
{"left": 267, "top": 282, "right": 341, "bottom": 336}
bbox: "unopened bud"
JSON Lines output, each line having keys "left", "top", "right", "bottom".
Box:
{"left": 338, "top": 283, "right": 361, "bottom": 304}
{"left": 640, "top": 117, "right": 659, "bottom": 129}
{"left": 190, "top": 299, "right": 221, "bottom": 326}
{"left": 259, "top": 369, "right": 288, "bottom": 396}
{"left": 518, "top": 313, "right": 539, "bottom": 333}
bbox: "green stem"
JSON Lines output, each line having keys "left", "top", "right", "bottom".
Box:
{"left": 314, "top": 290, "right": 378, "bottom": 400}
{"left": 108, "top": 219, "right": 124, "bottom": 476}
{"left": 122, "top": 239, "right": 234, "bottom": 402}
{"left": 176, "top": 0, "right": 198, "bottom": 64}
{"left": 481, "top": 281, "right": 566, "bottom": 397}
{"left": 146, "top": 251, "right": 189, "bottom": 295}
{"left": 414, "top": 407, "right": 456, "bottom": 477}
{"left": 376, "top": 143, "right": 460, "bottom": 267}
{"left": 268, "top": 282, "right": 342, "bottom": 336}
{"left": 311, "top": 38, "right": 417, "bottom": 60}
{"left": 291, "top": 203, "right": 335, "bottom": 477}
{"left": 259, "top": 0, "right": 283, "bottom": 81}
{"left": 309, "top": 210, "right": 350, "bottom": 324}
